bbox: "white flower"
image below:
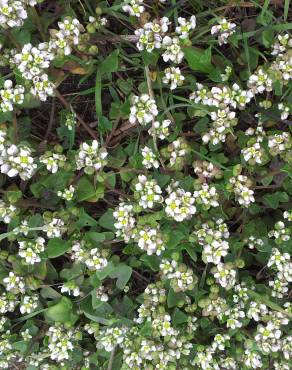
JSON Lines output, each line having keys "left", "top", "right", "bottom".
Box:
{"left": 162, "top": 66, "right": 184, "bottom": 90}
{"left": 129, "top": 94, "right": 158, "bottom": 125}
{"left": 268, "top": 132, "right": 291, "bottom": 156}
{"left": 136, "top": 226, "right": 165, "bottom": 255}
{"left": 0, "top": 80, "right": 25, "bottom": 112}
{"left": 30, "top": 73, "right": 55, "bottom": 102}
{"left": 247, "top": 68, "right": 273, "bottom": 94}
{"left": 122, "top": 0, "right": 144, "bottom": 17}
{"left": 229, "top": 175, "right": 255, "bottom": 207}
{"left": 135, "top": 17, "right": 170, "bottom": 52}
{"left": 175, "top": 16, "right": 196, "bottom": 39}
{"left": 211, "top": 18, "right": 236, "bottom": 45}
{"left": 242, "top": 350, "right": 263, "bottom": 369}
{"left": 60, "top": 281, "right": 80, "bottom": 297}
{"left": 0, "top": 0, "right": 29, "bottom": 29}
{"left": 113, "top": 202, "right": 136, "bottom": 242}
{"left": 212, "top": 263, "right": 236, "bottom": 289}
{"left": 18, "top": 237, "right": 45, "bottom": 264}
{"left": 12, "top": 42, "right": 54, "bottom": 80}
{"left": 98, "top": 327, "right": 127, "bottom": 352}
{"left": 3, "top": 272, "right": 25, "bottom": 293}
{"left": 0, "top": 144, "right": 36, "bottom": 180}
{"left": 40, "top": 151, "right": 66, "bottom": 173}
{"left": 0, "top": 200, "right": 18, "bottom": 224}
{"left": 57, "top": 185, "right": 75, "bottom": 201}
{"left": 162, "top": 36, "right": 184, "bottom": 64}
{"left": 193, "top": 183, "right": 219, "bottom": 209}
{"left": 43, "top": 218, "right": 66, "bottom": 238}
{"left": 241, "top": 142, "right": 264, "bottom": 164}
{"left": 76, "top": 140, "right": 108, "bottom": 174}
{"left": 20, "top": 294, "right": 38, "bottom": 314}
{"left": 141, "top": 146, "right": 159, "bottom": 169}
{"left": 95, "top": 286, "right": 109, "bottom": 302}
{"left": 165, "top": 187, "right": 196, "bottom": 222}
{"left": 50, "top": 17, "right": 85, "bottom": 56}
{"left": 47, "top": 325, "right": 78, "bottom": 362}
{"left": 85, "top": 248, "right": 108, "bottom": 271}
{"left": 148, "top": 119, "right": 171, "bottom": 140}
{"left": 135, "top": 175, "right": 163, "bottom": 209}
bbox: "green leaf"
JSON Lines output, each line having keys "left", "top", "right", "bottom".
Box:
{"left": 263, "top": 192, "right": 289, "bottom": 209}
{"left": 109, "top": 264, "right": 132, "bottom": 290}
{"left": 142, "top": 50, "right": 160, "bottom": 66}
{"left": 183, "top": 46, "right": 213, "bottom": 73}
{"left": 183, "top": 243, "right": 197, "bottom": 262}
{"left": 95, "top": 69, "right": 102, "bottom": 119}
{"left": 47, "top": 238, "right": 70, "bottom": 258}
{"left": 281, "top": 164, "right": 292, "bottom": 178}
{"left": 165, "top": 231, "right": 185, "bottom": 249}
{"left": 76, "top": 176, "right": 96, "bottom": 202}
{"left": 140, "top": 254, "right": 160, "bottom": 271}
{"left": 44, "top": 297, "right": 78, "bottom": 324}
{"left": 96, "top": 261, "right": 116, "bottom": 280}
{"left": 98, "top": 209, "right": 115, "bottom": 231}
{"left": 85, "top": 231, "right": 106, "bottom": 244}
{"left": 40, "top": 287, "right": 62, "bottom": 299}
{"left": 167, "top": 288, "right": 185, "bottom": 308}
{"left": 75, "top": 208, "right": 97, "bottom": 229}
{"left": 172, "top": 308, "right": 188, "bottom": 325}
{"left": 100, "top": 50, "right": 119, "bottom": 74}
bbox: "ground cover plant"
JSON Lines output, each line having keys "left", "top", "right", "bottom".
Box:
{"left": 0, "top": 0, "right": 291, "bottom": 369}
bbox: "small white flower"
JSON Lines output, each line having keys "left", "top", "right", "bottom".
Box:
{"left": 3, "top": 272, "right": 25, "bottom": 293}
{"left": 141, "top": 146, "right": 159, "bottom": 169}
{"left": 122, "top": 0, "right": 144, "bottom": 17}
{"left": 211, "top": 18, "right": 236, "bottom": 45}
{"left": 162, "top": 36, "right": 184, "bottom": 64}
{"left": 129, "top": 94, "right": 158, "bottom": 126}
{"left": 162, "top": 66, "right": 184, "bottom": 90}
{"left": 175, "top": 16, "right": 196, "bottom": 39}
{"left": 76, "top": 140, "right": 108, "bottom": 174}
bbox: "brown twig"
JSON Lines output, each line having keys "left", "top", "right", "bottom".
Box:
{"left": 91, "top": 34, "right": 139, "bottom": 44}
{"left": 12, "top": 112, "right": 19, "bottom": 144}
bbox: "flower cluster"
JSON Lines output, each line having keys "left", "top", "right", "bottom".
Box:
{"left": 135, "top": 17, "right": 170, "bottom": 52}
{"left": 18, "top": 237, "right": 45, "bottom": 264}
{"left": 39, "top": 151, "right": 66, "bottom": 173}
{"left": 193, "top": 218, "right": 230, "bottom": 264}
{"left": 46, "top": 325, "right": 81, "bottom": 363}
{"left": 165, "top": 186, "right": 196, "bottom": 222}
{"left": 113, "top": 202, "right": 136, "bottom": 242}
{"left": 0, "top": 80, "right": 25, "bottom": 112}
{"left": 0, "top": 142, "right": 36, "bottom": 180}
{"left": 211, "top": 18, "right": 236, "bottom": 45}
{"left": 134, "top": 226, "right": 165, "bottom": 255}
{"left": 129, "top": 94, "right": 158, "bottom": 125}
{"left": 163, "top": 66, "right": 184, "bottom": 90}
{"left": 193, "top": 182, "right": 219, "bottom": 209}
{"left": 228, "top": 175, "right": 255, "bottom": 207}
{"left": 134, "top": 175, "right": 163, "bottom": 209}
{"left": 211, "top": 262, "right": 237, "bottom": 289}
{"left": 0, "top": 0, "right": 40, "bottom": 29}
{"left": 141, "top": 146, "right": 159, "bottom": 169}
{"left": 267, "top": 247, "right": 291, "bottom": 298}
{"left": 76, "top": 140, "right": 108, "bottom": 174}
{"left": 148, "top": 119, "right": 171, "bottom": 140}
{"left": 0, "top": 200, "right": 18, "bottom": 223}
{"left": 122, "top": 0, "right": 144, "bottom": 17}
{"left": 160, "top": 259, "right": 198, "bottom": 292}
